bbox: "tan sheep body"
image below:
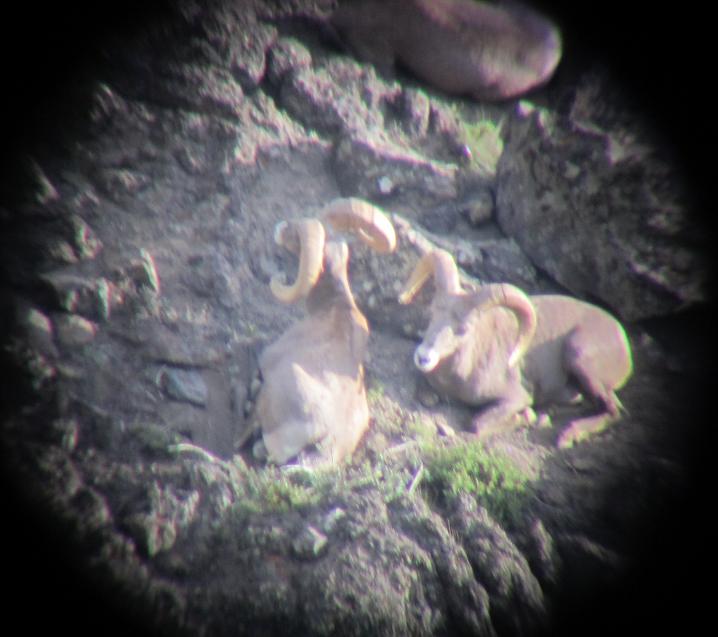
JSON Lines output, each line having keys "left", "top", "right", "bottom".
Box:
{"left": 247, "top": 199, "right": 396, "bottom": 465}
{"left": 400, "top": 250, "right": 633, "bottom": 448}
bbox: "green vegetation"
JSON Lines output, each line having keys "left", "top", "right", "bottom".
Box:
{"left": 234, "top": 462, "right": 336, "bottom": 513}
{"left": 231, "top": 456, "right": 414, "bottom": 514}
{"left": 405, "top": 413, "right": 436, "bottom": 446}
{"left": 421, "top": 439, "right": 532, "bottom": 525}
{"left": 224, "top": 381, "right": 531, "bottom": 524}
{"left": 456, "top": 113, "right": 505, "bottom": 177}
{"left": 228, "top": 435, "right": 532, "bottom": 526}
{"left": 366, "top": 381, "right": 386, "bottom": 404}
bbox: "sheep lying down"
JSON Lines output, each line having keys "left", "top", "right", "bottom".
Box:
{"left": 241, "top": 217, "right": 630, "bottom": 465}
{"left": 241, "top": 198, "right": 396, "bottom": 466}
{"left": 399, "top": 249, "right": 633, "bottom": 448}
{"left": 256, "top": 295, "right": 370, "bottom": 465}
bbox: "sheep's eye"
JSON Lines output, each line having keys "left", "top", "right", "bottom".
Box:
{"left": 454, "top": 324, "right": 468, "bottom": 337}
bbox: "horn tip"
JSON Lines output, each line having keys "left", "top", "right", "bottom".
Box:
{"left": 397, "top": 289, "right": 412, "bottom": 305}
{"left": 269, "top": 277, "right": 292, "bottom": 303}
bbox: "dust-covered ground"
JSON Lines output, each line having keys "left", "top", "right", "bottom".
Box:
{"left": 1, "top": 1, "right": 714, "bottom": 636}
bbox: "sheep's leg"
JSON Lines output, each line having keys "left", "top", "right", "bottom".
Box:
{"left": 557, "top": 411, "right": 620, "bottom": 448}
{"left": 472, "top": 384, "right": 533, "bottom": 439}
{"left": 234, "top": 417, "right": 259, "bottom": 451}
{"left": 559, "top": 330, "right": 624, "bottom": 448}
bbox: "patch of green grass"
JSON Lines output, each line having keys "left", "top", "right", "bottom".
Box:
{"left": 234, "top": 463, "right": 334, "bottom": 513}
{"left": 227, "top": 411, "right": 531, "bottom": 522}
{"left": 406, "top": 414, "right": 436, "bottom": 446}
{"left": 421, "top": 439, "right": 531, "bottom": 525}
{"left": 351, "top": 458, "right": 415, "bottom": 503}
{"left": 232, "top": 455, "right": 417, "bottom": 514}
{"left": 456, "top": 114, "right": 504, "bottom": 177}
{"left": 366, "top": 381, "right": 386, "bottom": 404}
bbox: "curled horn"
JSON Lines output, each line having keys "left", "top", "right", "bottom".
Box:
{"left": 320, "top": 198, "right": 397, "bottom": 254}
{"left": 270, "top": 218, "right": 326, "bottom": 303}
{"left": 464, "top": 283, "right": 538, "bottom": 368}
{"left": 398, "top": 248, "right": 462, "bottom": 304}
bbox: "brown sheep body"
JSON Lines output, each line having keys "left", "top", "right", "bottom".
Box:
{"left": 400, "top": 250, "right": 633, "bottom": 448}
{"left": 247, "top": 199, "right": 396, "bottom": 465}
{"left": 256, "top": 241, "right": 371, "bottom": 465}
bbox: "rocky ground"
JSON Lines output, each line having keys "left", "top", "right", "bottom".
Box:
{"left": 1, "top": 1, "right": 713, "bottom": 636}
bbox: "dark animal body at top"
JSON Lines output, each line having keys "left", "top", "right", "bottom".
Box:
{"left": 329, "top": 0, "right": 562, "bottom": 101}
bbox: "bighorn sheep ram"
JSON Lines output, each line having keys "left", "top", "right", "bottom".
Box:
{"left": 246, "top": 198, "right": 396, "bottom": 466}
{"left": 398, "top": 249, "right": 633, "bottom": 448}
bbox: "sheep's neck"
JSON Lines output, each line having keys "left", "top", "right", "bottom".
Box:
{"left": 306, "top": 273, "right": 359, "bottom": 316}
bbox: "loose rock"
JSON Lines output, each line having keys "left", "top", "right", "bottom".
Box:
{"left": 159, "top": 368, "right": 209, "bottom": 407}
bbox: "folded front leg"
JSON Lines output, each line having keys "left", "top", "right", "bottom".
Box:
{"left": 472, "top": 384, "right": 533, "bottom": 440}
{"left": 556, "top": 394, "right": 622, "bottom": 449}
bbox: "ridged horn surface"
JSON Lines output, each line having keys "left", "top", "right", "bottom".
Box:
{"left": 398, "top": 249, "right": 461, "bottom": 305}
{"left": 270, "top": 218, "right": 326, "bottom": 303}
{"left": 321, "top": 198, "right": 396, "bottom": 254}
{"left": 465, "top": 283, "right": 537, "bottom": 367}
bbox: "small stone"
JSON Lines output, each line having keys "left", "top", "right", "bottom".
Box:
{"left": 55, "top": 314, "right": 98, "bottom": 346}
{"left": 69, "top": 215, "right": 103, "bottom": 260}
{"left": 266, "top": 37, "right": 312, "bottom": 85}
{"left": 516, "top": 100, "right": 536, "bottom": 117}
{"left": 456, "top": 249, "right": 472, "bottom": 266}
{"left": 42, "top": 272, "right": 121, "bottom": 320}
{"left": 124, "top": 512, "right": 177, "bottom": 558}
{"left": 95, "top": 278, "right": 123, "bottom": 321}
{"left": 436, "top": 422, "right": 456, "bottom": 437}
{"left": 563, "top": 161, "right": 581, "bottom": 180}
{"left": 132, "top": 249, "right": 160, "bottom": 294}
{"left": 97, "top": 168, "right": 149, "bottom": 197}
{"left": 521, "top": 407, "right": 538, "bottom": 426}
{"left": 19, "top": 307, "right": 56, "bottom": 356}
{"left": 292, "top": 525, "right": 328, "bottom": 559}
{"left": 377, "top": 176, "right": 394, "bottom": 195}
{"left": 160, "top": 368, "right": 208, "bottom": 406}
{"left": 537, "top": 413, "right": 552, "bottom": 428}
{"left": 70, "top": 487, "right": 112, "bottom": 530}
{"left": 47, "top": 239, "right": 79, "bottom": 264}
{"left": 401, "top": 88, "right": 430, "bottom": 136}
{"left": 51, "top": 417, "right": 80, "bottom": 452}
{"left": 90, "top": 82, "right": 125, "bottom": 125}
{"left": 417, "top": 388, "right": 439, "bottom": 408}
{"left": 23, "top": 350, "right": 56, "bottom": 389}
{"left": 322, "top": 507, "right": 347, "bottom": 534}
{"left": 252, "top": 439, "right": 268, "bottom": 461}
{"left": 463, "top": 190, "right": 495, "bottom": 226}
{"left": 29, "top": 160, "right": 59, "bottom": 205}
